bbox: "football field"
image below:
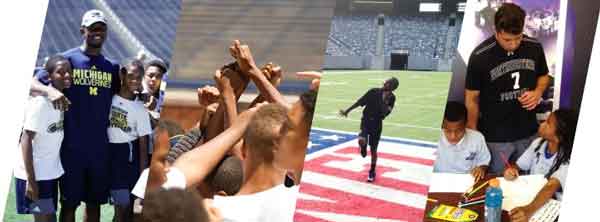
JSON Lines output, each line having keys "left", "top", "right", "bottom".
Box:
{"left": 313, "top": 70, "right": 451, "bottom": 143}
{"left": 3, "top": 179, "right": 115, "bottom": 221}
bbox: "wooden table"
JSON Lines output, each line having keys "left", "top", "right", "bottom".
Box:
{"left": 423, "top": 177, "right": 510, "bottom": 222}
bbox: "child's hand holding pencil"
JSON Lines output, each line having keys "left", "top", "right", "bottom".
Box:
{"left": 504, "top": 167, "right": 519, "bottom": 181}
{"left": 500, "top": 151, "right": 519, "bottom": 180}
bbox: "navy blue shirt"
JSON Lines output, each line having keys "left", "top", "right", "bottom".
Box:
{"left": 466, "top": 35, "right": 549, "bottom": 142}
{"left": 36, "top": 48, "right": 120, "bottom": 153}
{"left": 356, "top": 88, "right": 396, "bottom": 120}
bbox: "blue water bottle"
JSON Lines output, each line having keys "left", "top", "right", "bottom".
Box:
{"left": 485, "top": 179, "right": 502, "bottom": 222}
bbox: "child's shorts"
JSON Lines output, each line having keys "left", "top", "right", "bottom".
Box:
{"left": 15, "top": 178, "right": 59, "bottom": 214}
{"left": 109, "top": 139, "right": 142, "bottom": 206}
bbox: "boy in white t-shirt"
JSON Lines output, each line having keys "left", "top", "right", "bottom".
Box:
{"left": 107, "top": 59, "right": 152, "bottom": 222}
{"left": 433, "top": 101, "right": 490, "bottom": 181}
{"left": 14, "top": 55, "right": 72, "bottom": 222}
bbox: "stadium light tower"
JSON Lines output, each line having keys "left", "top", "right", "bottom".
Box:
{"left": 376, "top": 13, "right": 385, "bottom": 56}
{"left": 373, "top": 13, "right": 386, "bottom": 69}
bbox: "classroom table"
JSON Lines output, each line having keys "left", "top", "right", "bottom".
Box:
{"left": 423, "top": 175, "right": 510, "bottom": 222}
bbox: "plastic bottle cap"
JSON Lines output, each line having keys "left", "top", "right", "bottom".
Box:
{"left": 489, "top": 178, "right": 500, "bottom": 187}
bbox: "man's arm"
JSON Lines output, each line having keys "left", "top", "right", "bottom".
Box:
{"left": 465, "top": 89, "right": 480, "bottom": 130}
{"left": 172, "top": 106, "right": 258, "bottom": 187}
{"left": 509, "top": 178, "right": 561, "bottom": 222}
{"left": 340, "top": 90, "right": 370, "bottom": 117}
{"left": 519, "top": 75, "right": 551, "bottom": 110}
{"left": 30, "top": 77, "right": 71, "bottom": 111}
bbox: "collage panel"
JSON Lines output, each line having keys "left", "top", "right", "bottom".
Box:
{"left": 140, "top": 0, "right": 335, "bottom": 222}
{"left": 4, "top": 0, "right": 182, "bottom": 221}
{"left": 294, "top": 1, "right": 462, "bottom": 221}
{"left": 426, "top": 0, "right": 597, "bottom": 221}
{"left": 3, "top": 0, "right": 599, "bottom": 222}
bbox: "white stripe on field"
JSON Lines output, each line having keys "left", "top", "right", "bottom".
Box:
{"left": 300, "top": 171, "right": 428, "bottom": 209}
{"left": 296, "top": 209, "right": 406, "bottom": 222}
{"left": 325, "top": 152, "right": 434, "bottom": 185}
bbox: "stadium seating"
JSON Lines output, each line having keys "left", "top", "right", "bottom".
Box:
{"left": 326, "top": 14, "right": 463, "bottom": 60}
{"left": 105, "top": 0, "right": 181, "bottom": 61}
{"left": 36, "top": 0, "right": 180, "bottom": 66}
{"left": 170, "top": 0, "right": 335, "bottom": 82}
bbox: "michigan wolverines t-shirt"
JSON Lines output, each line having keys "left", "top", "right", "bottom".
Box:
{"left": 36, "top": 47, "right": 120, "bottom": 152}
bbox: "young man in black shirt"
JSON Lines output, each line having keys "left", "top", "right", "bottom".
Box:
{"left": 339, "top": 77, "right": 398, "bottom": 182}
{"left": 465, "top": 3, "right": 551, "bottom": 174}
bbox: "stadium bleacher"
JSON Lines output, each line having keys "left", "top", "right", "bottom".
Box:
{"left": 35, "top": 0, "right": 180, "bottom": 66}
{"left": 326, "top": 14, "right": 463, "bottom": 60}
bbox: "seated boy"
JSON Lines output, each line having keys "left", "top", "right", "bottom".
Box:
{"left": 433, "top": 101, "right": 490, "bottom": 181}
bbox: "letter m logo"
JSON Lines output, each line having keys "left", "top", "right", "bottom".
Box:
{"left": 89, "top": 87, "right": 98, "bottom": 96}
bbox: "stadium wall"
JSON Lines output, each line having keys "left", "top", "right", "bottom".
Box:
{"left": 322, "top": 55, "right": 451, "bottom": 71}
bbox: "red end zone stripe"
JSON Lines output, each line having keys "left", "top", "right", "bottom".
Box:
{"left": 303, "top": 154, "right": 430, "bottom": 194}
{"left": 296, "top": 183, "right": 425, "bottom": 221}
{"left": 336, "top": 146, "right": 435, "bottom": 166}
{"left": 293, "top": 212, "right": 335, "bottom": 222}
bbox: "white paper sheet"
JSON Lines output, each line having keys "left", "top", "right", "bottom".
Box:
{"left": 498, "top": 175, "right": 548, "bottom": 211}
{"left": 428, "top": 173, "right": 475, "bottom": 193}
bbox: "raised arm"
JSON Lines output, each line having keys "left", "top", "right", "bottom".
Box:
{"left": 215, "top": 69, "right": 238, "bottom": 128}
{"left": 230, "top": 40, "right": 289, "bottom": 109}
{"left": 172, "top": 106, "right": 258, "bottom": 188}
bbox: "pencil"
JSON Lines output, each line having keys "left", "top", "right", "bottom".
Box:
{"left": 458, "top": 199, "right": 485, "bottom": 208}
{"left": 500, "top": 152, "right": 511, "bottom": 168}
{"left": 467, "top": 180, "right": 489, "bottom": 197}
{"left": 466, "top": 195, "right": 485, "bottom": 202}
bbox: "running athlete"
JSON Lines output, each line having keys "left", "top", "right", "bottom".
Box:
{"left": 339, "top": 77, "right": 398, "bottom": 182}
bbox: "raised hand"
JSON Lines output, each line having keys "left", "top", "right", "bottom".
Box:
{"left": 229, "top": 40, "right": 257, "bottom": 74}
{"left": 197, "top": 86, "right": 220, "bottom": 107}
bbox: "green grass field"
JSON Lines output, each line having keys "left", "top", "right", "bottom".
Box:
{"left": 3, "top": 179, "right": 115, "bottom": 222}
{"left": 314, "top": 70, "right": 451, "bottom": 142}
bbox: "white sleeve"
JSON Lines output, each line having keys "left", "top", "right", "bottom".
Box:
{"left": 137, "top": 105, "right": 153, "bottom": 137}
{"left": 550, "top": 163, "right": 569, "bottom": 188}
{"left": 22, "top": 98, "right": 47, "bottom": 133}
{"left": 162, "top": 167, "right": 187, "bottom": 190}
{"left": 131, "top": 168, "right": 149, "bottom": 199}
{"left": 516, "top": 138, "right": 542, "bottom": 171}
{"left": 474, "top": 132, "right": 490, "bottom": 167}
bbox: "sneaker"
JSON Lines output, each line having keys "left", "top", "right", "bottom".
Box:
{"left": 359, "top": 144, "right": 367, "bottom": 158}
{"left": 367, "top": 170, "right": 376, "bottom": 182}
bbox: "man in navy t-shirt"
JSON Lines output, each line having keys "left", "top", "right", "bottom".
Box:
{"left": 339, "top": 77, "right": 398, "bottom": 182}
{"left": 30, "top": 9, "right": 119, "bottom": 222}
{"left": 465, "top": 3, "right": 551, "bottom": 174}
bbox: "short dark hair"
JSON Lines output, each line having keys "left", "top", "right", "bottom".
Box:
{"left": 206, "top": 155, "right": 243, "bottom": 196}
{"left": 386, "top": 77, "right": 399, "bottom": 91}
{"left": 494, "top": 3, "right": 526, "bottom": 35}
{"left": 142, "top": 188, "right": 209, "bottom": 222}
{"left": 444, "top": 101, "right": 467, "bottom": 123}
{"left": 244, "top": 103, "right": 292, "bottom": 163}
{"left": 121, "top": 58, "right": 145, "bottom": 76}
{"left": 146, "top": 59, "right": 168, "bottom": 74}
{"left": 44, "top": 54, "right": 69, "bottom": 74}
